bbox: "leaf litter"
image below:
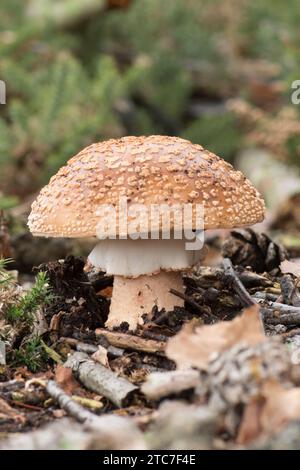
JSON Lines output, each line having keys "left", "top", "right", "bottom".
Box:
{"left": 2, "top": 231, "right": 300, "bottom": 449}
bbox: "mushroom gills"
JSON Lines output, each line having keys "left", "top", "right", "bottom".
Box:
{"left": 88, "top": 237, "right": 203, "bottom": 277}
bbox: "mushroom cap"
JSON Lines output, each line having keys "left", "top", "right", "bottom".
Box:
{"left": 28, "top": 135, "right": 265, "bottom": 238}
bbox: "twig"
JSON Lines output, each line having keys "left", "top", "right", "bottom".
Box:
{"left": 258, "top": 298, "right": 300, "bottom": 326}
{"left": 262, "top": 309, "right": 300, "bottom": 326}
{"left": 253, "top": 292, "right": 279, "bottom": 302}
{"left": 6, "top": 380, "right": 147, "bottom": 450}
{"left": 238, "top": 271, "right": 272, "bottom": 288}
{"left": 223, "top": 258, "right": 256, "bottom": 307}
{"left": 71, "top": 395, "right": 103, "bottom": 411}
{"left": 170, "top": 288, "right": 212, "bottom": 318}
{"left": 64, "top": 352, "right": 138, "bottom": 407}
{"left": 188, "top": 266, "right": 271, "bottom": 289}
{"left": 0, "top": 380, "right": 24, "bottom": 392}
{"left": 257, "top": 300, "right": 300, "bottom": 314}
{"left": 141, "top": 329, "right": 169, "bottom": 342}
{"left": 150, "top": 309, "right": 172, "bottom": 326}
{"left": 142, "top": 370, "right": 200, "bottom": 400}
{"left": 59, "top": 337, "right": 124, "bottom": 358}
{"left": 281, "top": 328, "right": 300, "bottom": 338}
{"left": 280, "top": 274, "right": 300, "bottom": 307}
{"left": 46, "top": 380, "right": 98, "bottom": 424}
{"left": 95, "top": 328, "right": 166, "bottom": 355}
{"left": 9, "top": 401, "right": 43, "bottom": 412}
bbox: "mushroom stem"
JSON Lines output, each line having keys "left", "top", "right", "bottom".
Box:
{"left": 106, "top": 271, "right": 185, "bottom": 331}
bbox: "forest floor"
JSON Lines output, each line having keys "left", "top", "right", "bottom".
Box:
{"left": 2, "top": 221, "right": 300, "bottom": 449}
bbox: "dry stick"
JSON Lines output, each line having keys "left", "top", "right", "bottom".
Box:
{"left": 46, "top": 380, "right": 99, "bottom": 424}
{"left": 262, "top": 309, "right": 300, "bottom": 326}
{"left": 95, "top": 328, "right": 166, "bottom": 355}
{"left": 141, "top": 329, "right": 169, "bottom": 342}
{"left": 170, "top": 288, "right": 219, "bottom": 322}
{"left": 64, "top": 352, "right": 138, "bottom": 408}
{"left": 142, "top": 370, "right": 200, "bottom": 401}
{"left": 9, "top": 401, "right": 43, "bottom": 412}
{"left": 46, "top": 380, "right": 146, "bottom": 451}
{"left": 0, "top": 380, "right": 24, "bottom": 392}
{"left": 71, "top": 395, "right": 103, "bottom": 411}
{"left": 222, "top": 259, "right": 300, "bottom": 328}
{"left": 238, "top": 271, "right": 272, "bottom": 288}
{"left": 280, "top": 274, "right": 300, "bottom": 307}
{"left": 59, "top": 337, "right": 97, "bottom": 354}
{"left": 222, "top": 258, "right": 256, "bottom": 307}
{"left": 59, "top": 337, "right": 124, "bottom": 358}
{"left": 281, "top": 328, "right": 300, "bottom": 338}
{"left": 170, "top": 288, "right": 212, "bottom": 319}
{"left": 257, "top": 300, "right": 300, "bottom": 314}
{"left": 256, "top": 298, "right": 300, "bottom": 326}
{"left": 253, "top": 292, "right": 279, "bottom": 302}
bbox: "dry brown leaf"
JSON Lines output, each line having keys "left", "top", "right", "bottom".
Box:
{"left": 52, "top": 409, "right": 67, "bottom": 419}
{"left": 91, "top": 345, "right": 109, "bottom": 368}
{"left": 0, "top": 397, "right": 26, "bottom": 424}
{"left": 236, "top": 398, "right": 265, "bottom": 445}
{"left": 238, "top": 381, "right": 300, "bottom": 444}
{"left": 166, "top": 305, "right": 264, "bottom": 370}
{"left": 260, "top": 380, "right": 300, "bottom": 434}
{"left": 280, "top": 259, "right": 300, "bottom": 277}
{"left": 55, "top": 364, "right": 80, "bottom": 395}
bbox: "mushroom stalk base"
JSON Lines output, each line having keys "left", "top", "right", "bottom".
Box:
{"left": 106, "top": 271, "right": 184, "bottom": 331}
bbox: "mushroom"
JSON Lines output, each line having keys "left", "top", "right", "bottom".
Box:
{"left": 28, "top": 135, "right": 265, "bottom": 330}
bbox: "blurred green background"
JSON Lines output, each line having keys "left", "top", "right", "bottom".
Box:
{"left": 1, "top": 0, "right": 300, "bottom": 210}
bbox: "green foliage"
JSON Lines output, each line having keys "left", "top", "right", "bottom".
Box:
{"left": 0, "top": 195, "right": 19, "bottom": 210}
{"left": 0, "top": 258, "right": 14, "bottom": 287}
{"left": 12, "top": 336, "right": 49, "bottom": 372}
{"left": 1, "top": 267, "right": 52, "bottom": 372}
{"left": 182, "top": 113, "right": 241, "bottom": 161}
{"left": 0, "top": 0, "right": 243, "bottom": 194}
{"left": 1, "top": 0, "right": 300, "bottom": 192}
{"left": 285, "top": 134, "right": 300, "bottom": 168}
{"left": 6, "top": 271, "right": 53, "bottom": 324}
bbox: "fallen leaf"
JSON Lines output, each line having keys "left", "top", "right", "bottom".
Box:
{"left": 280, "top": 259, "right": 300, "bottom": 278}
{"left": 52, "top": 409, "right": 66, "bottom": 419}
{"left": 166, "top": 305, "right": 264, "bottom": 370}
{"left": 55, "top": 365, "right": 80, "bottom": 395}
{"left": 236, "top": 398, "right": 265, "bottom": 445}
{"left": 0, "top": 397, "right": 26, "bottom": 424}
{"left": 260, "top": 380, "right": 300, "bottom": 434}
{"left": 237, "top": 381, "right": 300, "bottom": 444}
{"left": 91, "top": 345, "right": 109, "bottom": 368}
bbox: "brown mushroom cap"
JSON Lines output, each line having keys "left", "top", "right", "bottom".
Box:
{"left": 28, "top": 135, "right": 265, "bottom": 237}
